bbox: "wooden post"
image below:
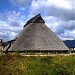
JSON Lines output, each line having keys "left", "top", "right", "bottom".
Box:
{"left": 48, "top": 52, "right": 49, "bottom": 54}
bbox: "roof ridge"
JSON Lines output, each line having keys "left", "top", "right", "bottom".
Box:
{"left": 23, "top": 13, "right": 45, "bottom": 27}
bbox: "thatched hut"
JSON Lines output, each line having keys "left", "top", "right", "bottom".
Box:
{"left": 3, "top": 38, "right": 17, "bottom": 53}
{"left": 7, "top": 14, "right": 69, "bottom": 52}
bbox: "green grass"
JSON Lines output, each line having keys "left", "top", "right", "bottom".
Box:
{"left": 0, "top": 54, "right": 75, "bottom": 75}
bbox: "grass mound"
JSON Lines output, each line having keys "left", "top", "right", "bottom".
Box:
{"left": 0, "top": 54, "right": 75, "bottom": 75}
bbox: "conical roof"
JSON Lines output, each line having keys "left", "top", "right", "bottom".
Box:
{"left": 8, "top": 14, "right": 69, "bottom": 51}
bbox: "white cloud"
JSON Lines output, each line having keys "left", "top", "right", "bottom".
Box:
{"left": 60, "top": 20, "right": 75, "bottom": 30}
{"left": 30, "top": 0, "right": 72, "bottom": 10}
{"left": 59, "top": 30, "right": 75, "bottom": 40}
{"left": 29, "top": 0, "right": 74, "bottom": 20}
{"left": 46, "top": 0, "right": 72, "bottom": 9}
{"left": 0, "top": 11, "right": 26, "bottom": 41}
{"left": 10, "top": 0, "right": 32, "bottom": 7}
{"left": 9, "top": 0, "right": 73, "bottom": 10}
{"left": 43, "top": 15, "right": 75, "bottom": 40}
{"left": 9, "top": 32, "right": 17, "bottom": 39}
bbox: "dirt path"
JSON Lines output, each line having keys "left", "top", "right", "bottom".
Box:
{"left": 20, "top": 53, "right": 75, "bottom": 57}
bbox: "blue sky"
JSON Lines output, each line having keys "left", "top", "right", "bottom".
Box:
{"left": 0, "top": 0, "right": 75, "bottom": 41}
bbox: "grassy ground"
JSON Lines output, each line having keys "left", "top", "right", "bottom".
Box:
{"left": 0, "top": 54, "right": 75, "bottom": 75}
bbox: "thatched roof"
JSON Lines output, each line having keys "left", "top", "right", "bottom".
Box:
{"left": 23, "top": 14, "right": 45, "bottom": 27}
{"left": 8, "top": 14, "right": 69, "bottom": 51}
{"left": 3, "top": 38, "right": 17, "bottom": 51}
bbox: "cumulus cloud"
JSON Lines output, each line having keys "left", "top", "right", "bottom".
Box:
{"left": 0, "top": 11, "right": 26, "bottom": 41}
{"left": 59, "top": 30, "right": 75, "bottom": 40}
{"left": 43, "top": 15, "right": 75, "bottom": 40}
{"left": 30, "top": 0, "right": 74, "bottom": 20}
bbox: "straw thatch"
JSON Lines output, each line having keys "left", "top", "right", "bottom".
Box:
{"left": 8, "top": 14, "right": 69, "bottom": 52}
{"left": 3, "top": 38, "right": 17, "bottom": 52}
{"left": 23, "top": 13, "right": 45, "bottom": 27}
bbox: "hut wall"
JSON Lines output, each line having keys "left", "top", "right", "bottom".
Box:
{"left": 0, "top": 46, "right": 3, "bottom": 52}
